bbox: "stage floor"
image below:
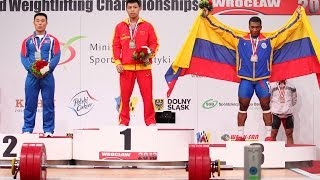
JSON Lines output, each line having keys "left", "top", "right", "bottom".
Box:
{"left": 0, "top": 168, "right": 318, "bottom": 179}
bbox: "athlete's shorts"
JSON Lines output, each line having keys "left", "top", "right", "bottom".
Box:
{"left": 272, "top": 114, "right": 294, "bottom": 129}
{"left": 238, "top": 79, "right": 270, "bottom": 99}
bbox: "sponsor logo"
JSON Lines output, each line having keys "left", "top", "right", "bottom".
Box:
{"left": 154, "top": 99, "right": 164, "bottom": 111}
{"left": 196, "top": 131, "right": 211, "bottom": 143}
{"left": 202, "top": 99, "right": 218, "bottom": 109}
{"left": 212, "top": 0, "right": 320, "bottom": 15}
{"left": 99, "top": 151, "right": 158, "bottom": 160}
{"left": 69, "top": 90, "right": 97, "bottom": 116}
{"left": 221, "top": 134, "right": 259, "bottom": 141}
{"left": 202, "top": 99, "right": 261, "bottom": 110}
{"left": 167, "top": 98, "right": 191, "bottom": 111}
{"left": 59, "top": 36, "right": 85, "bottom": 65}
{"left": 221, "top": 134, "right": 231, "bottom": 141}
{"left": 14, "top": 99, "right": 44, "bottom": 113}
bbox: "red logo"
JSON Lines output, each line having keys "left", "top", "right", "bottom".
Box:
{"left": 211, "top": 0, "right": 320, "bottom": 15}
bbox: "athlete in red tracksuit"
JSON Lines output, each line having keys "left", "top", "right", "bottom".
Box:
{"left": 112, "top": 0, "right": 159, "bottom": 126}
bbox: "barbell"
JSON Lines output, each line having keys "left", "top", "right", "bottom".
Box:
{"left": 8, "top": 143, "right": 221, "bottom": 180}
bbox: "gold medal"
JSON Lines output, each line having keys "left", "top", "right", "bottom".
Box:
{"left": 129, "top": 40, "right": 136, "bottom": 49}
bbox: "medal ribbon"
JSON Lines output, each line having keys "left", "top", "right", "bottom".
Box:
{"left": 33, "top": 32, "right": 48, "bottom": 52}
{"left": 250, "top": 34, "right": 259, "bottom": 56}
{"left": 129, "top": 20, "right": 138, "bottom": 42}
{"left": 277, "top": 84, "right": 286, "bottom": 101}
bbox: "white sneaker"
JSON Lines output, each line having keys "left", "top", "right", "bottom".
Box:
{"left": 23, "top": 132, "right": 31, "bottom": 134}
{"left": 148, "top": 123, "right": 156, "bottom": 126}
{"left": 44, "top": 132, "right": 53, "bottom": 137}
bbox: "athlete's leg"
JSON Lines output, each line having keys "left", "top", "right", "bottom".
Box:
{"left": 271, "top": 114, "right": 281, "bottom": 141}
{"left": 237, "top": 79, "right": 254, "bottom": 140}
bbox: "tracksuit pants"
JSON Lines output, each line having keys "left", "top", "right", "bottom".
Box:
{"left": 119, "top": 70, "right": 155, "bottom": 126}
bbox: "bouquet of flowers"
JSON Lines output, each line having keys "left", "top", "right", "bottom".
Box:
{"left": 132, "top": 46, "right": 152, "bottom": 66}
{"left": 31, "top": 60, "right": 49, "bottom": 78}
{"left": 199, "top": 0, "right": 213, "bottom": 16}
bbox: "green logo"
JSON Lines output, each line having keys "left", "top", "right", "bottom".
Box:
{"left": 202, "top": 99, "right": 218, "bottom": 109}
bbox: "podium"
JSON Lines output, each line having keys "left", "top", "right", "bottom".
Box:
{"left": 0, "top": 128, "right": 316, "bottom": 169}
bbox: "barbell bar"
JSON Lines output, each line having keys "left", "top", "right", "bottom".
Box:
{"left": 6, "top": 143, "right": 224, "bottom": 180}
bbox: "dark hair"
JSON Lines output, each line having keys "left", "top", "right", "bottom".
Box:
{"left": 34, "top": 13, "right": 47, "bottom": 21}
{"left": 126, "top": 0, "right": 141, "bottom": 7}
{"left": 249, "top": 16, "right": 261, "bottom": 25}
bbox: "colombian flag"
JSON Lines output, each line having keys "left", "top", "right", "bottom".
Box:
{"left": 165, "top": 7, "right": 320, "bottom": 97}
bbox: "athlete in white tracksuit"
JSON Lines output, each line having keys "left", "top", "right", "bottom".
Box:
{"left": 270, "top": 80, "right": 297, "bottom": 144}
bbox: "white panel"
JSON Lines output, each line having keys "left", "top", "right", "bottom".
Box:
{"left": 0, "top": 134, "right": 72, "bottom": 160}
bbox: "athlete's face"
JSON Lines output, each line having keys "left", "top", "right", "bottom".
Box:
{"left": 33, "top": 15, "right": 47, "bottom": 34}
{"left": 126, "top": 2, "right": 141, "bottom": 19}
{"left": 249, "top": 22, "right": 262, "bottom": 37}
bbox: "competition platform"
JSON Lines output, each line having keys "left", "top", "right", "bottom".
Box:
{"left": 0, "top": 127, "right": 316, "bottom": 179}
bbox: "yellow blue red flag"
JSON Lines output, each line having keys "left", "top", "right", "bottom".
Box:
{"left": 165, "top": 7, "right": 320, "bottom": 97}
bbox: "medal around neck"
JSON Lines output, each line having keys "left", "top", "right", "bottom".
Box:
{"left": 250, "top": 54, "right": 258, "bottom": 62}
{"left": 129, "top": 40, "right": 136, "bottom": 49}
{"left": 35, "top": 51, "right": 41, "bottom": 60}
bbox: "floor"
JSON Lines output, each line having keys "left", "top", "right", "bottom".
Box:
{"left": 0, "top": 168, "right": 317, "bottom": 180}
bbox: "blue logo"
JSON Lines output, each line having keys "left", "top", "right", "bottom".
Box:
{"left": 69, "top": 90, "right": 97, "bottom": 116}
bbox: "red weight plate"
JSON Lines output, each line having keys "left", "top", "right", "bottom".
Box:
{"left": 188, "top": 144, "right": 196, "bottom": 180}
{"left": 201, "top": 144, "right": 211, "bottom": 180}
{"left": 20, "top": 143, "right": 29, "bottom": 180}
{"left": 32, "top": 144, "right": 46, "bottom": 180}
{"left": 26, "top": 144, "right": 36, "bottom": 180}
{"left": 194, "top": 144, "right": 211, "bottom": 180}
{"left": 20, "top": 143, "right": 47, "bottom": 180}
{"left": 195, "top": 144, "right": 204, "bottom": 179}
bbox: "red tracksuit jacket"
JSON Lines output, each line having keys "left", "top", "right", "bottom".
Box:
{"left": 112, "top": 18, "right": 159, "bottom": 70}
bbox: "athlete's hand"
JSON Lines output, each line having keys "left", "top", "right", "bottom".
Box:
{"left": 116, "top": 64, "right": 123, "bottom": 73}
{"left": 40, "top": 65, "right": 50, "bottom": 75}
{"left": 202, "top": 8, "right": 209, "bottom": 17}
{"left": 296, "top": 5, "right": 301, "bottom": 14}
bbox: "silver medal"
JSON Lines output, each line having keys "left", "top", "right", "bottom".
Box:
{"left": 250, "top": 54, "right": 258, "bottom": 62}
{"left": 129, "top": 40, "right": 136, "bottom": 49}
{"left": 35, "top": 51, "right": 41, "bottom": 60}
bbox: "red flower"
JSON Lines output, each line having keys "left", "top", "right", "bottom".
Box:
{"left": 132, "top": 46, "right": 152, "bottom": 66}
{"left": 31, "top": 60, "right": 49, "bottom": 78}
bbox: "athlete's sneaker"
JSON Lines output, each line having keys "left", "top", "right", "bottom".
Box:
{"left": 264, "top": 136, "right": 274, "bottom": 141}
{"left": 44, "top": 132, "right": 53, "bottom": 137}
{"left": 235, "top": 136, "right": 245, "bottom": 141}
{"left": 23, "top": 132, "right": 31, "bottom": 134}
